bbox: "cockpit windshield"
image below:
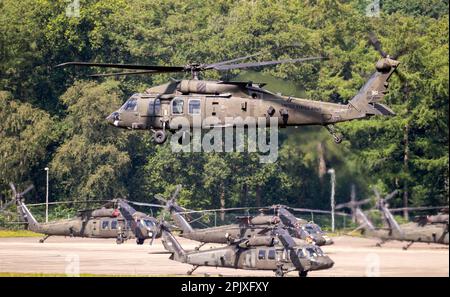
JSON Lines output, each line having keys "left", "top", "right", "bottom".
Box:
{"left": 305, "top": 224, "right": 322, "bottom": 234}
{"left": 142, "top": 219, "right": 155, "bottom": 229}
{"left": 120, "top": 94, "right": 139, "bottom": 112}
{"left": 303, "top": 246, "right": 324, "bottom": 258}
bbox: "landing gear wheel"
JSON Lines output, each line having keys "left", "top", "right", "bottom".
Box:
{"left": 332, "top": 134, "right": 343, "bottom": 144}
{"left": 136, "top": 238, "right": 145, "bottom": 245}
{"left": 154, "top": 130, "right": 167, "bottom": 144}
{"left": 39, "top": 239, "right": 44, "bottom": 243}
{"left": 275, "top": 268, "right": 284, "bottom": 277}
{"left": 326, "top": 125, "right": 344, "bottom": 144}
{"left": 299, "top": 271, "right": 308, "bottom": 277}
{"left": 116, "top": 236, "right": 125, "bottom": 244}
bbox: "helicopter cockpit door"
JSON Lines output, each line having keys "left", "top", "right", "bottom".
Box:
{"left": 119, "top": 94, "right": 140, "bottom": 128}
{"left": 145, "top": 97, "right": 162, "bottom": 129}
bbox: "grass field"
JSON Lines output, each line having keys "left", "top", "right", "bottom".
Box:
{"left": 0, "top": 230, "right": 41, "bottom": 238}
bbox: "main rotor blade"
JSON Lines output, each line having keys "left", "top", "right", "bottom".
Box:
{"left": 368, "top": 32, "right": 387, "bottom": 58}
{"left": 204, "top": 53, "right": 261, "bottom": 69}
{"left": 55, "top": 62, "right": 185, "bottom": 72}
{"left": 212, "top": 56, "right": 325, "bottom": 71}
{"left": 26, "top": 200, "right": 111, "bottom": 207}
{"left": 154, "top": 194, "right": 168, "bottom": 204}
{"left": 9, "top": 183, "right": 17, "bottom": 197}
{"left": 19, "top": 185, "right": 34, "bottom": 197}
{"left": 384, "top": 190, "right": 399, "bottom": 201}
{"left": 0, "top": 200, "right": 14, "bottom": 211}
{"left": 170, "top": 185, "right": 182, "bottom": 200}
{"left": 179, "top": 206, "right": 261, "bottom": 214}
{"left": 128, "top": 201, "right": 165, "bottom": 208}
{"left": 336, "top": 198, "right": 371, "bottom": 210}
{"left": 88, "top": 70, "right": 159, "bottom": 77}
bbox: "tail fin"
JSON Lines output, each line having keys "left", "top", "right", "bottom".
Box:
{"left": 355, "top": 208, "right": 375, "bottom": 231}
{"left": 165, "top": 200, "right": 194, "bottom": 234}
{"left": 378, "top": 202, "right": 403, "bottom": 235}
{"left": 16, "top": 199, "right": 40, "bottom": 232}
{"left": 349, "top": 57, "right": 399, "bottom": 116}
{"left": 161, "top": 229, "right": 186, "bottom": 262}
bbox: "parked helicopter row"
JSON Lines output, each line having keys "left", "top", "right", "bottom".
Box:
{"left": 2, "top": 182, "right": 448, "bottom": 276}
{"left": 337, "top": 189, "right": 449, "bottom": 250}
{"left": 1, "top": 183, "right": 336, "bottom": 277}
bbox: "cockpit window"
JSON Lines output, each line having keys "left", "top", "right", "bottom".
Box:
{"left": 142, "top": 219, "right": 155, "bottom": 229}
{"left": 305, "top": 247, "right": 321, "bottom": 258}
{"left": 305, "top": 224, "right": 322, "bottom": 234}
{"left": 121, "top": 95, "right": 139, "bottom": 111}
{"left": 172, "top": 98, "right": 184, "bottom": 114}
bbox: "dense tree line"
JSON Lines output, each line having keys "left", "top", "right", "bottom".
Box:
{"left": 0, "top": 0, "right": 448, "bottom": 224}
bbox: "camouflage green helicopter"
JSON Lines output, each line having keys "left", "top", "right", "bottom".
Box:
{"left": 161, "top": 223, "right": 333, "bottom": 277}
{"left": 56, "top": 35, "right": 400, "bottom": 144}
{"left": 342, "top": 189, "right": 449, "bottom": 250}
{"left": 0, "top": 183, "right": 162, "bottom": 245}
{"left": 135, "top": 185, "right": 333, "bottom": 248}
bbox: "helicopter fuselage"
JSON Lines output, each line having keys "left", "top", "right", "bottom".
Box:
{"left": 106, "top": 80, "right": 358, "bottom": 133}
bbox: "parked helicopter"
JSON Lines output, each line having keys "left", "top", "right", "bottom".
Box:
{"left": 56, "top": 35, "right": 401, "bottom": 144}
{"left": 135, "top": 185, "right": 333, "bottom": 248}
{"left": 0, "top": 183, "right": 162, "bottom": 245}
{"left": 161, "top": 224, "right": 334, "bottom": 277}
{"left": 341, "top": 189, "right": 449, "bottom": 250}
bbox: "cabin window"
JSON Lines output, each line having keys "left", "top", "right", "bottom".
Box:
{"left": 258, "top": 249, "right": 266, "bottom": 260}
{"left": 121, "top": 95, "right": 138, "bottom": 111}
{"left": 111, "top": 220, "right": 118, "bottom": 230}
{"left": 172, "top": 98, "right": 184, "bottom": 114}
{"left": 101, "top": 220, "right": 109, "bottom": 230}
{"left": 188, "top": 99, "right": 201, "bottom": 115}
{"left": 268, "top": 249, "right": 276, "bottom": 260}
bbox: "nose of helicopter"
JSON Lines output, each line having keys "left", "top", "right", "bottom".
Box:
{"left": 106, "top": 111, "right": 119, "bottom": 126}
{"left": 311, "top": 255, "right": 334, "bottom": 271}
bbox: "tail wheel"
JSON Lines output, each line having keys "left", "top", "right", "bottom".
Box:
{"left": 275, "top": 268, "right": 284, "bottom": 277}
{"left": 154, "top": 130, "right": 167, "bottom": 144}
{"left": 299, "top": 270, "right": 308, "bottom": 277}
{"left": 136, "top": 238, "right": 145, "bottom": 245}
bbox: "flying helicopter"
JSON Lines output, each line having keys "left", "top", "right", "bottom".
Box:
{"left": 339, "top": 189, "right": 449, "bottom": 250}
{"left": 0, "top": 183, "right": 162, "bottom": 245}
{"left": 56, "top": 35, "right": 401, "bottom": 144}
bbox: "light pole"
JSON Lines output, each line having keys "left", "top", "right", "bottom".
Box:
{"left": 328, "top": 168, "right": 336, "bottom": 232}
{"left": 45, "top": 167, "right": 49, "bottom": 223}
